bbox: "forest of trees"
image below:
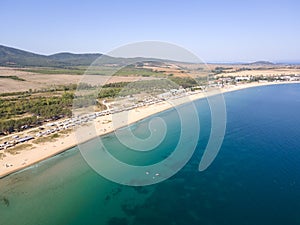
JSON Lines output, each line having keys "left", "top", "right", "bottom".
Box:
{"left": 97, "top": 77, "right": 200, "bottom": 99}
{"left": 0, "top": 77, "right": 199, "bottom": 135}
{"left": 0, "top": 92, "right": 74, "bottom": 134}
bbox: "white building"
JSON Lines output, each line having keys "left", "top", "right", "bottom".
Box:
{"left": 235, "top": 76, "right": 250, "bottom": 82}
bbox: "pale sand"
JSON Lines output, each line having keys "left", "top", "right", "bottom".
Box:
{"left": 0, "top": 81, "right": 299, "bottom": 178}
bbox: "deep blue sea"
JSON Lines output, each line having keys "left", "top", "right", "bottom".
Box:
{"left": 1, "top": 84, "right": 300, "bottom": 225}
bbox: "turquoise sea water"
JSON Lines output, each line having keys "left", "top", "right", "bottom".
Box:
{"left": 1, "top": 84, "right": 300, "bottom": 225}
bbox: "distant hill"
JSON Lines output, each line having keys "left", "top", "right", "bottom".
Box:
{"left": 0, "top": 45, "right": 178, "bottom": 68}
{"left": 0, "top": 45, "right": 107, "bottom": 67}
{"left": 47, "top": 52, "right": 103, "bottom": 66}
{"left": 0, "top": 45, "right": 60, "bottom": 67}
{"left": 247, "top": 61, "right": 275, "bottom": 66}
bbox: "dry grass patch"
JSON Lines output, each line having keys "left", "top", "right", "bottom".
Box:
{"left": 33, "top": 133, "right": 60, "bottom": 144}
{"left": 0, "top": 152, "right": 5, "bottom": 159}
{"left": 5, "top": 143, "right": 32, "bottom": 155}
{"left": 59, "top": 129, "right": 73, "bottom": 135}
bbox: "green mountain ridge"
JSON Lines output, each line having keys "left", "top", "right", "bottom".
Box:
{"left": 0, "top": 45, "right": 106, "bottom": 67}
{"left": 0, "top": 45, "right": 177, "bottom": 68}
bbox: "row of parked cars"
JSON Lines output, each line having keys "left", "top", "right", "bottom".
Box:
{"left": 0, "top": 135, "right": 34, "bottom": 151}
{"left": 0, "top": 89, "right": 192, "bottom": 152}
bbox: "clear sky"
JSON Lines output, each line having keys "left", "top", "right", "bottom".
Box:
{"left": 1, "top": 0, "right": 300, "bottom": 63}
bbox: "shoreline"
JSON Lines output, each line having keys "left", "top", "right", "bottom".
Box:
{"left": 1, "top": 81, "right": 299, "bottom": 179}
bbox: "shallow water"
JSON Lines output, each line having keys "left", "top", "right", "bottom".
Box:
{"left": 1, "top": 84, "right": 300, "bottom": 225}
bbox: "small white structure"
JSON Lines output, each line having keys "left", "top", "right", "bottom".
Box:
{"left": 235, "top": 76, "right": 250, "bottom": 82}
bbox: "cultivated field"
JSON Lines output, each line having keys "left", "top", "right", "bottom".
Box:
{"left": 0, "top": 67, "right": 158, "bottom": 93}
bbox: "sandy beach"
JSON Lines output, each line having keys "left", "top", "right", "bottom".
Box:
{"left": 0, "top": 81, "right": 299, "bottom": 178}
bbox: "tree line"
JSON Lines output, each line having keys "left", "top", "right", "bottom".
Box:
{"left": 0, "top": 92, "right": 73, "bottom": 134}
{"left": 0, "top": 77, "right": 199, "bottom": 134}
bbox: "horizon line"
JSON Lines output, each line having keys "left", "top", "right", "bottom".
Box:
{"left": 1, "top": 43, "right": 299, "bottom": 65}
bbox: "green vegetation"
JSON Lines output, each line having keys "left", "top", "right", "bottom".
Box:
{"left": 21, "top": 65, "right": 168, "bottom": 77}
{"left": 0, "top": 91, "right": 32, "bottom": 97}
{"left": 169, "top": 77, "right": 198, "bottom": 88}
{"left": 102, "top": 82, "right": 129, "bottom": 88}
{"left": 73, "top": 94, "right": 98, "bottom": 108}
{"left": 59, "top": 129, "right": 72, "bottom": 134}
{"left": 0, "top": 45, "right": 180, "bottom": 68}
{"left": 6, "top": 143, "right": 32, "bottom": 155}
{"left": 22, "top": 68, "right": 86, "bottom": 75}
{"left": 0, "top": 45, "right": 101, "bottom": 67}
{"left": 236, "top": 67, "right": 252, "bottom": 72}
{"left": 0, "top": 70, "right": 199, "bottom": 135}
{"left": 0, "top": 45, "right": 206, "bottom": 138}
{"left": 0, "top": 92, "right": 74, "bottom": 120}
{"left": 114, "top": 66, "right": 165, "bottom": 77}
{"left": 0, "top": 83, "right": 94, "bottom": 97}
{"left": 98, "top": 88, "right": 122, "bottom": 98}
{"left": 0, "top": 92, "right": 74, "bottom": 134}
{"left": 0, "top": 117, "right": 38, "bottom": 134}
{"left": 211, "top": 67, "right": 234, "bottom": 75}
{"left": 250, "top": 76, "right": 283, "bottom": 82}
{"left": 51, "top": 133, "right": 60, "bottom": 138}
{"left": 0, "top": 75, "right": 26, "bottom": 81}
{"left": 97, "top": 77, "right": 199, "bottom": 98}
{"left": 33, "top": 133, "right": 60, "bottom": 144}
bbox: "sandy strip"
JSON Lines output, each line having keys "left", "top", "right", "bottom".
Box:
{"left": 0, "top": 81, "right": 299, "bottom": 178}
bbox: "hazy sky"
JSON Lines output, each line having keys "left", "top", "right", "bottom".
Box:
{"left": 1, "top": 0, "right": 299, "bottom": 62}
